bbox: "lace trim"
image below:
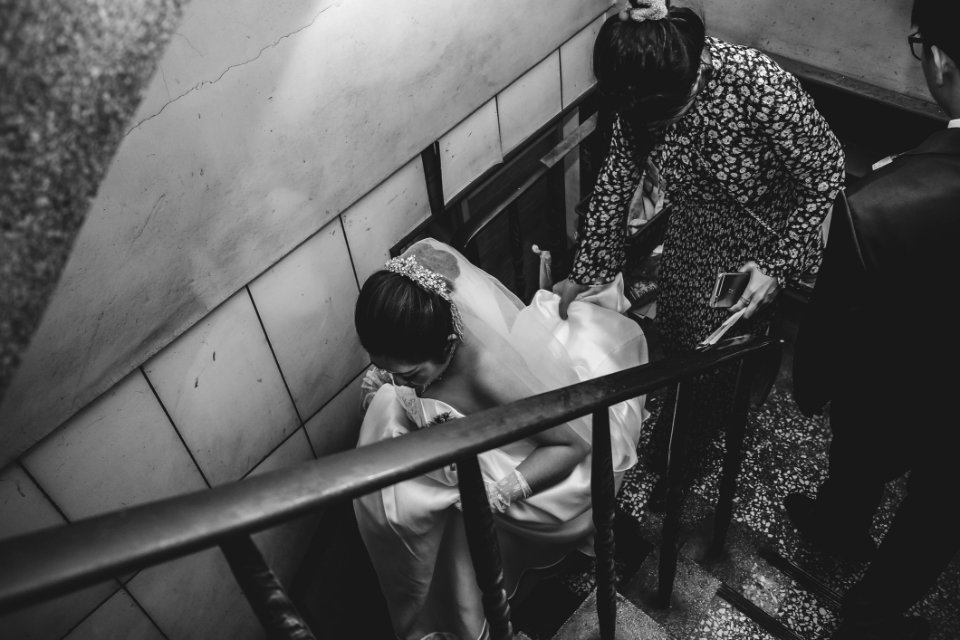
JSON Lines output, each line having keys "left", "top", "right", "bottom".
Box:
{"left": 395, "top": 386, "right": 424, "bottom": 428}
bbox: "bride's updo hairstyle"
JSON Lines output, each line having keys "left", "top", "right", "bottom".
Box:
{"left": 594, "top": 1, "right": 706, "bottom": 134}
{"left": 355, "top": 270, "right": 456, "bottom": 364}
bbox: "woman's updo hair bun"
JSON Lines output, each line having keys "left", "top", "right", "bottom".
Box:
{"left": 618, "top": 0, "right": 669, "bottom": 23}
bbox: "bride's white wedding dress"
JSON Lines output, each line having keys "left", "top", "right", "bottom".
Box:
{"left": 353, "top": 238, "right": 649, "bottom": 640}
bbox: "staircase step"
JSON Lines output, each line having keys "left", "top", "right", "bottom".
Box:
{"left": 675, "top": 513, "right": 851, "bottom": 639}
{"left": 689, "top": 594, "right": 783, "bottom": 639}
{"left": 684, "top": 515, "right": 799, "bottom": 618}
{"left": 620, "top": 544, "right": 722, "bottom": 639}
{"left": 550, "top": 588, "right": 671, "bottom": 640}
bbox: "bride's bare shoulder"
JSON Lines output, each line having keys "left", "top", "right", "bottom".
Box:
{"left": 469, "top": 346, "right": 533, "bottom": 408}
{"left": 421, "top": 345, "right": 502, "bottom": 413}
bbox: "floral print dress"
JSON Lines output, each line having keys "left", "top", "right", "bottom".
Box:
{"left": 572, "top": 36, "right": 845, "bottom": 352}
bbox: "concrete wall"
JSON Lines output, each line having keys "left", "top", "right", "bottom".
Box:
{"left": 701, "top": 0, "right": 932, "bottom": 103}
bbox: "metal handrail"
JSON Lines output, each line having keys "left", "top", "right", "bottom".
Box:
{"left": 0, "top": 334, "right": 776, "bottom": 616}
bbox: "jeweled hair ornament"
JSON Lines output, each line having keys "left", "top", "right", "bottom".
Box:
{"left": 385, "top": 254, "right": 465, "bottom": 341}
{"left": 619, "top": 0, "right": 668, "bottom": 22}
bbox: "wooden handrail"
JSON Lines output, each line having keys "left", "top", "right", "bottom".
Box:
{"left": 0, "top": 334, "right": 777, "bottom": 614}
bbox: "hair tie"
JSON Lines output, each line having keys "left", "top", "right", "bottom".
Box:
{"left": 384, "top": 254, "right": 465, "bottom": 340}
{"left": 618, "top": 0, "right": 668, "bottom": 22}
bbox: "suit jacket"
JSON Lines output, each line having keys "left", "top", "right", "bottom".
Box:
{"left": 793, "top": 128, "right": 960, "bottom": 423}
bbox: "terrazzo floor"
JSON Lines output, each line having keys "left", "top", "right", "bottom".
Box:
{"left": 511, "top": 346, "right": 960, "bottom": 640}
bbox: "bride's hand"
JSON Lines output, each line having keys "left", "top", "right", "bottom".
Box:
{"left": 553, "top": 278, "right": 590, "bottom": 320}
{"left": 729, "top": 261, "right": 779, "bottom": 319}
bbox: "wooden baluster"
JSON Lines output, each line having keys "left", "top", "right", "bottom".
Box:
{"left": 220, "top": 535, "right": 316, "bottom": 640}
{"left": 591, "top": 407, "right": 618, "bottom": 640}
{"left": 457, "top": 455, "right": 514, "bottom": 640}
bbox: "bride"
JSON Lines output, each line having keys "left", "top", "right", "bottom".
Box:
{"left": 352, "top": 238, "right": 649, "bottom": 640}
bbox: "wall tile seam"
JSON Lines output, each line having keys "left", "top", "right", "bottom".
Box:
{"left": 338, "top": 215, "right": 363, "bottom": 294}
{"left": 300, "top": 366, "right": 369, "bottom": 429}
{"left": 50, "top": 583, "right": 123, "bottom": 640}
{"left": 139, "top": 366, "right": 213, "bottom": 491}
{"left": 240, "top": 425, "right": 311, "bottom": 481}
{"left": 120, "top": 584, "right": 169, "bottom": 640}
{"left": 237, "top": 366, "right": 370, "bottom": 474}
{"left": 243, "top": 286, "right": 303, "bottom": 426}
{"left": 241, "top": 284, "right": 324, "bottom": 474}
{"left": 10, "top": 460, "right": 71, "bottom": 532}
{"left": 498, "top": 51, "right": 564, "bottom": 157}
{"left": 54, "top": 584, "right": 167, "bottom": 640}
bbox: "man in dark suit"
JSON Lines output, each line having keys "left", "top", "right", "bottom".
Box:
{"left": 787, "top": 1, "right": 960, "bottom": 639}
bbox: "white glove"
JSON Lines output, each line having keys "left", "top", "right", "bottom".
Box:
{"left": 485, "top": 469, "right": 533, "bottom": 513}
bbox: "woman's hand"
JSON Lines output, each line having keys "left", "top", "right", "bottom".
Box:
{"left": 553, "top": 278, "right": 590, "bottom": 320}
{"left": 729, "top": 261, "right": 779, "bottom": 319}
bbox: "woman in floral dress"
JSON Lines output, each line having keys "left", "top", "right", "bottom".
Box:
{"left": 554, "top": 0, "right": 846, "bottom": 490}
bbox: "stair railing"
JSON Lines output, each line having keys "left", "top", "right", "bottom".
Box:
{"left": 0, "top": 335, "right": 778, "bottom": 640}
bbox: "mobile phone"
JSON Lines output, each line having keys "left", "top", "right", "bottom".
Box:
{"left": 710, "top": 272, "right": 749, "bottom": 308}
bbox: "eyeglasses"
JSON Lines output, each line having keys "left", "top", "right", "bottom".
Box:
{"left": 908, "top": 31, "right": 925, "bottom": 61}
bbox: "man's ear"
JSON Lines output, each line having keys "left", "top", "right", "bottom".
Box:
{"left": 930, "top": 45, "right": 949, "bottom": 86}
{"left": 939, "top": 46, "right": 959, "bottom": 78}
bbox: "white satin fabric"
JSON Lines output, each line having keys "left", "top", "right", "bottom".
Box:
{"left": 353, "top": 239, "right": 649, "bottom": 640}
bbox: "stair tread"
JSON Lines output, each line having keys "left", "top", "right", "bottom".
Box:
{"left": 551, "top": 588, "right": 671, "bottom": 640}
{"left": 620, "top": 545, "right": 722, "bottom": 639}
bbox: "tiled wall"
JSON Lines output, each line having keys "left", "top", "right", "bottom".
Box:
{"left": 0, "top": 14, "right": 608, "bottom": 640}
